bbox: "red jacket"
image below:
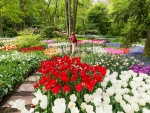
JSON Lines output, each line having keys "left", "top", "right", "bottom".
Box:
{"left": 70, "top": 34, "right": 77, "bottom": 43}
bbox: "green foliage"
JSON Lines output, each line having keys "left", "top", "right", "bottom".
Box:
{"left": 112, "top": 0, "right": 150, "bottom": 49}
{"left": 85, "top": 30, "right": 98, "bottom": 35}
{"left": 111, "top": 37, "right": 123, "bottom": 43}
{"left": 0, "top": 50, "right": 48, "bottom": 101}
{"left": 3, "top": 28, "right": 18, "bottom": 37}
{"left": 87, "top": 3, "right": 110, "bottom": 35}
{"left": 0, "top": 42, "right": 4, "bottom": 46}
{"left": 96, "top": 53, "right": 140, "bottom": 74}
{"left": 14, "top": 35, "right": 46, "bottom": 48}
{"left": 40, "top": 26, "right": 56, "bottom": 39}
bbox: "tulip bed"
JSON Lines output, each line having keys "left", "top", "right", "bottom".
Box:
{"left": 0, "top": 50, "right": 48, "bottom": 101}
{"left": 1, "top": 38, "right": 150, "bottom": 113}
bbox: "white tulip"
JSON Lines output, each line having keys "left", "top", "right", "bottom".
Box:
{"left": 101, "top": 81, "right": 107, "bottom": 88}
{"left": 81, "top": 102, "right": 87, "bottom": 110}
{"left": 139, "top": 73, "right": 148, "bottom": 79}
{"left": 103, "top": 96, "right": 110, "bottom": 104}
{"left": 121, "top": 82, "right": 128, "bottom": 88}
{"left": 91, "top": 93, "right": 101, "bottom": 103}
{"left": 143, "top": 84, "right": 150, "bottom": 90}
{"left": 29, "top": 108, "right": 34, "bottom": 113}
{"left": 115, "top": 94, "right": 122, "bottom": 102}
{"left": 111, "top": 79, "right": 117, "bottom": 84}
{"left": 52, "top": 106, "right": 59, "bottom": 113}
{"left": 145, "top": 95, "right": 150, "bottom": 103}
{"left": 123, "top": 94, "right": 130, "bottom": 101}
{"left": 129, "top": 96, "right": 139, "bottom": 103}
{"left": 93, "top": 96, "right": 102, "bottom": 107}
{"left": 112, "top": 83, "right": 121, "bottom": 89}
{"left": 21, "top": 107, "right": 30, "bottom": 113}
{"left": 96, "top": 106, "right": 104, "bottom": 113}
{"left": 145, "top": 79, "right": 150, "bottom": 84}
{"left": 138, "top": 98, "right": 146, "bottom": 106}
{"left": 54, "top": 98, "right": 64, "bottom": 106}
{"left": 84, "top": 94, "right": 92, "bottom": 103}
{"left": 140, "top": 93, "right": 147, "bottom": 99}
{"left": 103, "top": 77, "right": 110, "bottom": 82}
{"left": 31, "top": 98, "right": 39, "bottom": 105}
{"left": 9, "top": 99, "right": 30, "bottom": 113}
{"left": 130, "top": 81, "right": 136, "bottom": 85}
{"left": 123, "top": 104, "right": 134, "bottom": 113}
{"left": 124, "top": 88, "right": 130, "bottom": 94}
{"left": 112, "top": 71, "right": 118, "bottom": 77}
{"left": 40, "top": 101, "right": 47, "bottom": 109}
{"left": 143, "top": 108, "right": 150, "bottom": 113}
{"left": 52, "top": 102, "right": 66, "bottom": 113}
{"left": 103, "top": 104, "right": 112, "bottom": 111}
{"left": 137, "top": 87, "right": 145, "bottom": 93}
{"left": 9, "top": 99, "right": 25, "bottom": 111}
{"left": 147, "top": 90, "right": 150, "bottom": 95}
{"left": 131, "top": 72, "right": 138, "bottom": 77}
{"left": 33, "top": 89, "right": 43, "bottom": 101}
{"left": 106, "top": 87, "right": 114, "bottom": 96}
{"left": 130, "top": 102, "right": 139, "bottom": 112}
{"left": 121, "top": 71, "right": 128, "bottom": 75}
{"left": 85, "top": 105, "right": 93, "bottom": 112}
{"left": 117, "top": 80, "right": 122, "bottom": 84}
{"left": 106, "top": 70, "right": 110, "bottom": 76}
{"left": 130, "top": 84, "right": 137, "bottom": 89}
{"left": 95, "top": 88, "right": 102, "bottom": 95}
{"left": 115, "top": 89, "right": 125, "bottom": 95}
{"left": 120, "top": 99, "right": 126, "bottom": 107}
{"left": 68, "top": 101, "right": 76, "bottom": 109}
{"left": 125, "top": 73, "right": 132, "bottom": 78}
{"left": 70, "top": 94, "right": 77, "bottom": 102}
{"left": 133, "top": 91, "right": 140, "bottom": 98}
{"left": 41, "top": 95, "right": 47, "bottom": 108}
{"left": 102, "top": 92, "right": 110, "bottom": 98}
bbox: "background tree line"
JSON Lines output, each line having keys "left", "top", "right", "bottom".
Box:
{"left": 0, "top": 0, "right": 150, "bottom": 55}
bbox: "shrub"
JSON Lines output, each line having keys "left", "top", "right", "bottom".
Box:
{"left": 3, "top": 28, "right": 18, "bottom": 37}
{"left": 85, "top": 30, "right": 98, "bottom": 35}
{"left": 0, "top": 42, "right": 4, "bottom": 47}
{"left": 40, "top": 26, "right": 56, "bottom": 39}
{"left": 15, "top": 35, "right": 47, "bottom": 49}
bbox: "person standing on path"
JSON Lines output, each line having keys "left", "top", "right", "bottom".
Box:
{"left": 70, "top": 32, "right": 77, "bottom": 55}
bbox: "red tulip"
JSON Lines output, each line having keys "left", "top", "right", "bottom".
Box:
{"left": 33, "top": 82, "right": 39, "bottom": 89}
{"left": 75, "top": 83, "right": 82, "bottom": 92}
{"left": 71, "top": 74, "right": 78, "bottom": 82}
{"left": 62, "top": 84, "right": 71, "bottom": 93}
{"left": 51, "top": 85, "right": 60, "bottom": 94}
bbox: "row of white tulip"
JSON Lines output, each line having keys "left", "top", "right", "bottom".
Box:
{"left": 9, "top": 69, "right": 150, "bottom": 113}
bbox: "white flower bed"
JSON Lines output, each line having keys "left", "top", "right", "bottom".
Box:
{"left": 9, "top": 70, "right": 150, "bottom": 113}
{"left": 87, "top": 47, "right": 108, "bottom": 54}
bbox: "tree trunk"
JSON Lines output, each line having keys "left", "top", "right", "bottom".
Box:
{"left": 68, "top": 0, "right": 71, "bottom": 36}
{"left": 0, "top": 10, "right": 3, "bottom": 36}
{"left": 82, "top": 20, "right": 86, "bottom": 35}
{"left": 72, "top": 0, "right": 78, "bottom": 33}
{"left": 49, "top": 0, "right": 58, "bottom": 26}
{"left": 64, "top": 0, "right": 69, "bottom": 35}
{"left": 64, "top": 0, "right": 78, "bottom": 37}
{"left": 144, "top": 28, "right": 150, "bottom": 56}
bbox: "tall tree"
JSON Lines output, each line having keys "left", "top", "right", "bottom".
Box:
{"left": 112, "top": 0, "right": 150, "bottom": 56}
{"left": 87, "top": 3, "right": 109, "bottom": 35}
{"left": 0, "top": 0, "right": 12, "bottom": 36}
{"left": 77, "top": 0, "right": 92, "bottom": 34}
{"left": 49, "top": 0, "right": 59, "bottom": 26}
{"left": 64, "top": 0, "right": 79, "bottom": 36}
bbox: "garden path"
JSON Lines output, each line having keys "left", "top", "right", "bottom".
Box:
{"left": 0, "top": 72, "right": 41, "bottom": 113}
